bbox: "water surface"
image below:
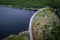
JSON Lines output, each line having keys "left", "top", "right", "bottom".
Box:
{"left": 0, "top": 6, "right": 35, "bottom": 40}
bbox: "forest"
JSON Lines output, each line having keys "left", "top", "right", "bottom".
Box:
{"left": 0, "top": 0, "right": 60, "bottom": 18}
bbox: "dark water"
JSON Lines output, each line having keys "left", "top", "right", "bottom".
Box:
{"left": 0, "top": 6, "right": 35, "bottom": 40}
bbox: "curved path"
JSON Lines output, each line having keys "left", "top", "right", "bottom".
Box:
{"left": 29, "top": 8, "right": 49, "bottom": 40}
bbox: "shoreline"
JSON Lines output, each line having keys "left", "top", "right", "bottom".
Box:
{"left": 18, "top": 31, "right": 29, "bottom": 35}
{"left": 4, "top": 31, "right": 29, "bottom": 39}
{"left": 0, "top": 5, "right": 39, "bottom": 11}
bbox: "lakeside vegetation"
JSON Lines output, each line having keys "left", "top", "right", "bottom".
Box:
{"left": 0, "top": 0, "right": 59, "bottom": 8}
{"left": 0, "top": 0, "right": 60, "bottom": 18}
{"left": 4, "top": 32, "right": 30, "bottom": 40}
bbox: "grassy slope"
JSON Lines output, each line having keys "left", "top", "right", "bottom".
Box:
{"left": 4, "top": 32, "right": 30, "bottom": 40}
{"left": 32, "top": 8, "right": 60, "bottom": 40}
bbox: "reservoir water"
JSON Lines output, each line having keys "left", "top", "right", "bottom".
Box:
{"left": 0, "top": 6, "right": 35, "bottom": 40}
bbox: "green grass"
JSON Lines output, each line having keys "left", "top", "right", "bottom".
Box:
{"left": 32, "top": 8, "right": 60, "bottom": 40}
{"left": 45, "top": 9, "right": 52, "bottom": 16}
{"left": 45, "top": 9, "right": 58, "bottom": 19}
{"left": 37, "top": 11, "right": 44, "bottom": 17}
{"left": 4, "top": 32, "right": 30, "bottom": 40}
{"left": 34, "top": 11, "right": 44, "bottom": 24}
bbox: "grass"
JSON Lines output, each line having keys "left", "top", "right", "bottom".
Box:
{"left": 34, "top": 11, "right": 45, "bottom": 25}
{"left": 32, "top": 8, "right": 59, "bottom": 40}
{"left": 37, "top": 11, "right": 44, "bottom": 17}
{"left": 45, "top": 9, "right": 52, "bottom": 16}
{"left": 45, "top": 9, "right": 58, "bottom": 19}
{"left": 4, "top": 32, "right": 30, "bottom": 40}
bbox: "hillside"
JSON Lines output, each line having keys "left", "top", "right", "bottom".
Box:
{"left": 32, "top": 8, "right": 60, "bottom": 40}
